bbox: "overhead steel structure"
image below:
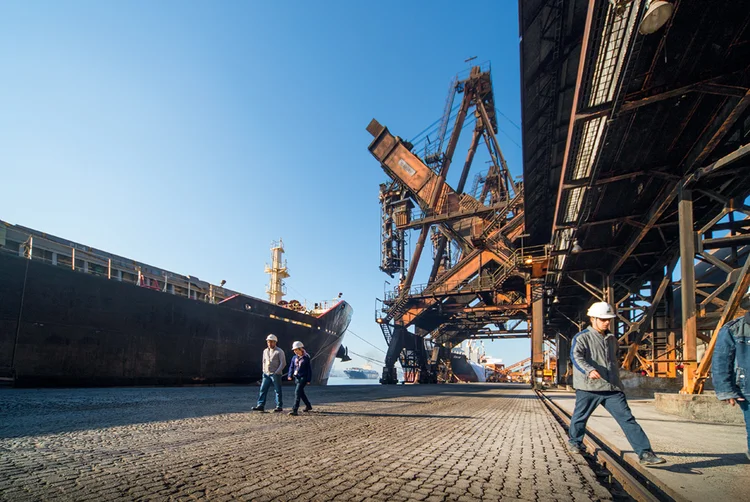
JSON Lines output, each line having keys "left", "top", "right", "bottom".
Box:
{"left": 520, "top": 0, "right": 750, "bottom": 393}
{"left": 367, "top": 66, "right": 538, "bottom": 384}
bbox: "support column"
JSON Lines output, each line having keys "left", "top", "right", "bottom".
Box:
{"left": 605, "top": 274, "right": 617, "bottom": 338}
{"left": 382, "top": 326, "right": 406, "bottom": 384}
{"left": 531, "top": 283, "right": 544, "bottom": 388}
{"left": 556, "top": 333, "right": 571, "bottom": 388}
{"left": 679, "top": 186, "right": 697, "bottom": 391}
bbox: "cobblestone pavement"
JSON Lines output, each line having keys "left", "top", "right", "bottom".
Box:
{"left": 0, "top": 383, "right": 611, "bottom": 501}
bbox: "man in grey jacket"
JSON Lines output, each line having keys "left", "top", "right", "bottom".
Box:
{"left": 568, "top": 301, "right": 666, "bottom": 466}
{"left": 251, "top": 334, "right": 287, "bottom": 412}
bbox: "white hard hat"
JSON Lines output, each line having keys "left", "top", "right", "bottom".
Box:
{"left": 266, "top": 334, "right": 278, "bottom": 342}
{"left": 586, "top": 302, "right": 617, "bottom": 319}
{"left": 292, "top": 341, "right": 304, "bottom": 350}
{"left": 741, "top": 284, "right": 750, "bottom": 309}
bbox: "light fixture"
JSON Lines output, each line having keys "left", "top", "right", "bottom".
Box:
{"left": 553, "top": 296, "right": 560, "bottom": 304}
{"left": 523, "top": 256, "right": 533, "bottom": 266}
{"left": 638, "top": 1, "right": 673, "bottom": 35}
{"left": 571, "top": 239, "right": 583, "bottom": 254}
{"left": 376, "top": 317, "right": 383, "bottom": 324}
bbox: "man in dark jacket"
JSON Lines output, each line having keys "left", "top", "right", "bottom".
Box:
{"left": 712, "top": 296, "right": 750, "bottom": 462}
{"left": 568, "top": 301, "right": 666, "bottom": 466}
{"left": 287, "top": 341, "right": 313, "bottom": 416}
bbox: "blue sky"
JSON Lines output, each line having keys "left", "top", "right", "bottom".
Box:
{"left": 0, "top": 0, "right": 530, "bottom": 372}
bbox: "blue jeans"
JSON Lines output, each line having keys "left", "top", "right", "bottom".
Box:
{"left": 569, "top": 390, "right": 652, "bottom": 456}
{"left": 293, "top": 378, "right": 311, "bottom": 412}
{"left": 257, "top": 374, "right": 282, "bottom": 409}
{"left": 739, "top": 398, "right": 750, "bottom": 452}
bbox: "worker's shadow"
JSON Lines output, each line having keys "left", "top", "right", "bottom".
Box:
{"left": 653, "top": 452, "right": 749, "bottom": 474}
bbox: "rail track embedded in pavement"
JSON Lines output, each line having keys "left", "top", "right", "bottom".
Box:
{"left": 536, "top": 390, "right": 686, "bottom": 502}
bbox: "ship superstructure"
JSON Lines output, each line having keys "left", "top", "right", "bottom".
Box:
{"left": 265, "top": 239, "right": 289, "bottom": 304}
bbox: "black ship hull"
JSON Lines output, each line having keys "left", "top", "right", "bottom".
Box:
{"left": 0, "top": 252, "right": 352, "bottom": 387}
{"left": 450, "top": 353, "right": 482, "bottom": 382}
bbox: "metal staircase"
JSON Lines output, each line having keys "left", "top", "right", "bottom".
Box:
{"left": 383, "top": 291, "right": 411, "bottom": 323}
{"left": 378, "top": 320, "right": 393, "bottom": 345}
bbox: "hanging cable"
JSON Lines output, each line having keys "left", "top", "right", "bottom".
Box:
{"left": 409, "top": 102, "right": 462, "bottom": 144}
{"left": 346, "top": 328, "right": 386, "bottom": 354}
{"left": 495, "top": 108, "right": 521, "bottom": 130}
{"left": 348, "top": 350, "right": 385, "bottom": 365}
{"left": 285, "top": 284, "right": 307, "bottom": 305}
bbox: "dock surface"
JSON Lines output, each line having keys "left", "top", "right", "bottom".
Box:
{"left": 1, "top": 383, "right": 610, "bottom": 501}
{"left": 545, "top": 390, "right": 749, "bottom": 502}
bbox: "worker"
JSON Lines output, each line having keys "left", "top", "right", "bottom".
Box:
{"left": 568, "top": 301, "right": 666, "bottom": 466}
{"left": 251, "top": 334, "right": 286, "bottom": 412}
{"left": 287, "top": 341, "right": 313, "bottom": 416}
{"left": 712, "top": 287, "right": 750, "bottom": 462}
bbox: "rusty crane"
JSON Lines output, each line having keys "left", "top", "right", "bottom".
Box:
{"left": 368, "top": 66, "right": 546, "bottom": 384}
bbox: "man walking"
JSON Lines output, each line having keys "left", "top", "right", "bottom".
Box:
{"left": 287, "top": 341, "right": 313, "bottom": 416}
{"left": 712, "top": 298, "right": 750, "bottom": 462}
{"left": 252, "top": 334, "right": 286, "bottom": 412}
{"left": 568, "top": 301, "right": 666, "bottom": 466}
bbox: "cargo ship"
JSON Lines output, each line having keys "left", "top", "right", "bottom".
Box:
{"left": 343, "top": 366, "right": 379, "bottom": 379}
{"left": 0, "top": 221, "right": 352, "bottom": 387}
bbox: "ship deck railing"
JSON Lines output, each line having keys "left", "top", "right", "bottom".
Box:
{"left": 0, "top": 224, "right": 235, "bottom": 304}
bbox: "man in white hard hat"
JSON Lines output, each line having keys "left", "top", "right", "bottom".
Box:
{"left": 252, "top": 334, "right": 287, "bottom": 412}
{"left": 568, "top": 301, "right": 666, "bottom": 466}
{"left": 712, "top": 285, "right": 750, "bottom": 461}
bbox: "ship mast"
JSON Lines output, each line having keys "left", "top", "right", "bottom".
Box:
{"left": 264, "top": 239, "right": 290, "bottom": 304}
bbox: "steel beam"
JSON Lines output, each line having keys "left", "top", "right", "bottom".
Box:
{"left": 609, "top": 182, "right": 680, "bottom": 276}
{"left": 556, "top": 333, "right": 571, "bottom": 387}
{"left": 398, "top": 249, "right": 499, "bottom": 326}
{"left": 398, "top": 202, "right": 508, "bottom": 230}
{"left": 475, "top": 99, "right": 514, "bottom": 198}
{"left": 531, "top": 283, "right": 544, "bottom": 386}
{"left": 428, "top": 129, "right": 484, "bottom": 282}
{"left": 567, "top": 275, "right": 604, "bottom": 300}
{"left": 400, "top": 90, "right": 473, "bottom": 294}
{"left": 574, "top": 78, "right": 750, "bottom": 116}
{"left": 562, "top": 171, "right": 652, "bottom": 189}
{"left": 618, "top": 258, "right": 676, "bottom": 344}
{"left": 695, "top": 142, "right": 750, "bottom": 179}
{"left": 684, "top": 90, "right": 750, "bottom": 171}
{"left": 550, "top": 0, "right": 597, "bottom": 235}
{"left": 679, "top": 186, "right": 698, "bottom": 389}
{"left": 701, "top": 234, "right": 750, "bottom": 249}
{"left": 685, "top": 254, "right": 750, "bottom": 393}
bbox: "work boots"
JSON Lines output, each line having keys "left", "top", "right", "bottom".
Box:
{"left": 639, "top": 450, "right": 666, "bottom": 466}
{"left": 566, "top": 441, "right": 585, "bottom": 454}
